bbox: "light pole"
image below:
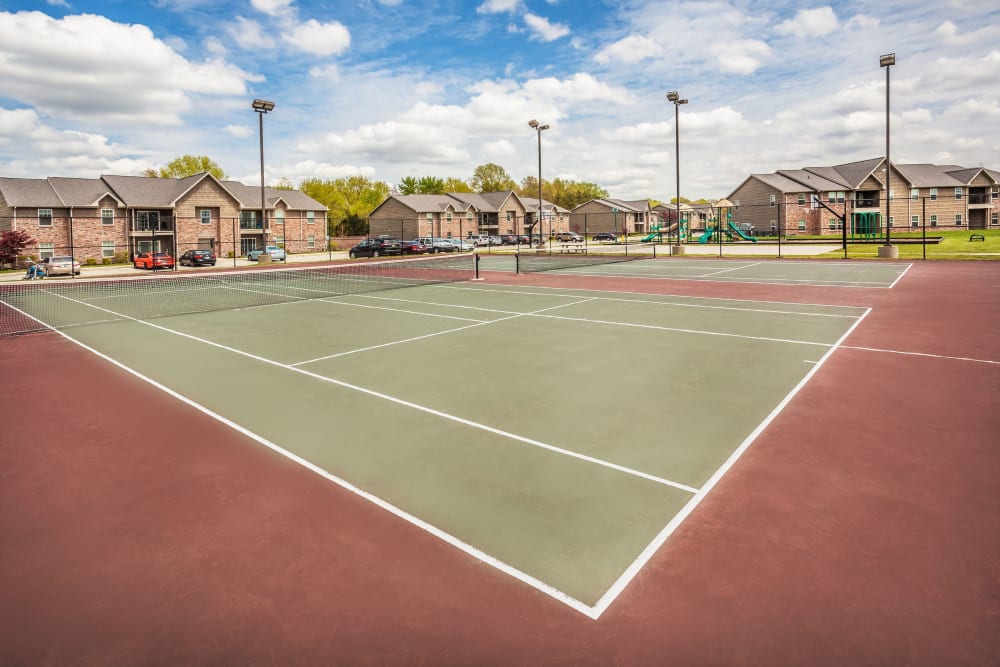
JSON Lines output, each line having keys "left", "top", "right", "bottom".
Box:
{"left": 878, "top": 54, "right": 897, "bottom": 258}
{"left": 252, "top": 98, "right": 275, "bottom": 250}
{"left": 667, "top": 91, "right": 688, "bottom": 255}
{"left": 528, "top": 119, "right": 549, "bottom": 248}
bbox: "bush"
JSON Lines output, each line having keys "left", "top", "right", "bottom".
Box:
{"left": 113, "top": 251, "right": 129, "bottom": 264}
{"left": 85, "top": 257, "right": 99, "bottom": 266}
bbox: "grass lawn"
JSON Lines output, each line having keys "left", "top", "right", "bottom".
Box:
{"left": 818, "top": 229, "right": 1000, "bottom": 260}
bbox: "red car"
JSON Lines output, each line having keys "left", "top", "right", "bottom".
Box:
{"left": 401, "top": 240, "right": 428, "bottom": 255}
{"left": 133, "top": 252, "right": 175, "bottom": 270}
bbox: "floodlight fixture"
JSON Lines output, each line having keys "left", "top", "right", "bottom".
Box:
{"left": 252, "top": 99, "right": 275, "bottom": 112}
{"left": 879, "top": 53, "right": 895, "bottom": 67}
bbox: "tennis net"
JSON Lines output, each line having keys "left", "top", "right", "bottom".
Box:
{"left": 515, "top": 250, "right": 641, "bottom": 274}
{"left": 0, "top": 253, "right": 474, "bottom": 337}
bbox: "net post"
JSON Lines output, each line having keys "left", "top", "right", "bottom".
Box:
{"left": 515, "top": 251, "right": 521, "bottom": 274}
{"left": 475, "top": 252, "right": 480, "bottom": 279}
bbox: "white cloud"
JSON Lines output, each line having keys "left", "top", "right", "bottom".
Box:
{"left": 481, "top": 139, "right": 517, "bottom": 157}
{"left": 715, "top": 40, "right": 770, "bottom": 74}
{"left": 250, "top": 0, "right": 294, "bottom": 17}
{"left": 283, "top": 18, "right": 350, "bottom": 56}
{"left": 845, "top": 14, "right": 878, "bottom": 30}
{"left": 227, "top": 16, "right": 275, "bottom": 50}
{"left": 223, "top": 124, "right": 253, "bottom": 138}
{"left": 477, "top": 0, "right": 520, "bottom": 14}
{"left": 522, "top": 72, "right": 630, "bottom": 104}
{"left": 0, "top": 11, "right": 254, "bottom": 125}
{"left": 523, "top": 13, "right": 569, "bottom": 41}
{"left": 309, "top": 63, "right": 341, "bottom": 81}
{"left": 593, "top": 34, "right": 662, "bottom": 65}
{"left": 774, "top": 6, "right": 839, "bottom": 37}
{"left": 46, "top": 0, "right": 70, "bottom": 7}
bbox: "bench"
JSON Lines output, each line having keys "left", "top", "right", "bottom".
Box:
{"left": 969, "top": 233, "right": 985, "bottom": 242}
{"left": 558, "top": 243, "right": 587, "bottom": 254}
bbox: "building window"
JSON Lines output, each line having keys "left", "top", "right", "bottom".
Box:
{"left": 274, "top": 236, "right": 285, "bottom": 247}
{"left": 102, "top": 241, "right": 115, "bottom": 258}
{"left": 954, "top": 187, "right": 963, "bottom": 200}
{"left": 910, "top": 189, "right": 919, "bottom": 201}
{"left": 827, "top": 192, "right": 835, "bottom": 203}
{"left": 200, "top": 209, "right": 211, "bottom": 225}
{"left": 446, "top": 212, "right": 453, "bottom": 222}
{"left": 38, "top": 209, "right": 52, "bottom": 226}
{"left": 307, "top": 211, "right": 315, "bottom": 225}
{"left": 769, "top": 194, "right": 776, "bottom": 207}
{"left": 827, "top": 218, "right": 836, "bottom": 230}
{"left": 888, "top": 216, "right": 894, "bottom": 227}
{"left": 39, "top": 242, "right": 54, "bottom": 259}
{"left": 955, "top": 214, "right": 963, "bottom": 226}
{"left": 930, "top": 215, "right": 937, "bottom": 227}
{"left": 275, "top": 209, "right": 285, "bottom": 228}
{"left": 466, "top": 211, "right": 472, "bottom": 220}
{"left": 102, "top": 208, "right": 114, "bottom": 225}
{"left": 307, "top": 235, "right": 315, "bottom": 249}
{"left": 888, "top": 188, "right": 894, "bottom": 201}
{"left": 798, "top": 219, "right": 806, "bottom": 231}
{"left": 992, "top": 212, "right": 998, "bottom": 226}
{"left": 769, "top": 220, "right": 776, "bottom": 230}
{"left": 929, "top": 188, "right": 938, "bottom": 201}
{"left": 426, "top": 213, "right": 432, "bottom": 220}
{"left": 911, "top": 215, "right": 919, "bottom": 227}
{"left": 506, "top": 211, "right": 512, "bottom": 221}
{"left": 796, "top": 194, "right": 805, "bottom": 205}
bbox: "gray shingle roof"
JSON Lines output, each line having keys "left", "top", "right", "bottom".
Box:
{"left": 48, "top": 177, "right": 125, "bottom": 207}
{"left": 0, "top": 177, "right": 61, "bottom": 207}
{"left": 776, "top": 169, "right": 848, "bottom": 192}
{"left": 893, "top": 164, "right": 965, "bottom": 188}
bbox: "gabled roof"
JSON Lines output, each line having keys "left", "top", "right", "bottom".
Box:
{"left": 776, "top": 169, "right": 848, "bottom": 192}
{"left": 523, "top": 197, "right": 569, "bottom": 214}
{"left": 892, "top": 164, "right": 965, "bottom": 188}
{"left": 448, "top": 190, "right": 522, "bottom": 212}
{"left": 48, "top": 177, "right": 125, "bottom": 207}
{"left": 827, "top": 157, "right": 886, "bottom": 189}
{"left": 388, "top": 194, "right": 469, "bottom": 214}
{"left": 219, "top": 180, "right": 325, "bottom": 211}
{"left": 0, "top": 177, "right": 62, "bottom": 207}
{"left": 943, "top": 166, "right": 992, "bottom": 185}
{"left": 574, "top": 198, "right": 649, "bottom": 213}
{"left": 101, "top": 174, "right": 194, "bottom": 207}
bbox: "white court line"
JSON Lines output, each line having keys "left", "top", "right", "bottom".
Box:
{"left": 307, "top": 298, "right": 487, "bottom": 323}
{"left": 548, "top": 268, "right": 896, "bottom": 287}
{"left": 839, "top": 345, "right": 998, "bottom": 366}
{"left": 700, "top": 262, "right": 763, "bottom": 276}
{"left": 588, "top": 307, "right": 873, "bottom": 618}
{"left": 443, "top": 283, "right": 868, "bottom": 312}
{"left": 360, "top": 290, "right": 861, "bottom": 319}
{"left": 887, "top": 262, "right": 914, "bottom": 289}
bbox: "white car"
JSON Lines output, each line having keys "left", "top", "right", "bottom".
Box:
{"left": 246, "top": 245, "right": 286, "bottom": 261}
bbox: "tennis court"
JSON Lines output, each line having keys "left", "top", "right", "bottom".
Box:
{"left": 2, "top": 256, "right": 867, "bottom": 614}
{"left": 2, "top": 255, "right": 997, "bottom": 664}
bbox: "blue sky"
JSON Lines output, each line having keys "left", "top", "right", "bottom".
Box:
{"left": 1, "top": 0, "right": 998, "bottom": 199}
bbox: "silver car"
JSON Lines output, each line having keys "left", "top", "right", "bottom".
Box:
{"left": 41, "top": 256, "right": 81, "bottom": 276}
{"left": 448, "top": 238, "right": 475, "bottom": 252}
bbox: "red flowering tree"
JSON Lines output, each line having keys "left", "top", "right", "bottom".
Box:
{"left": 0, "top": 230, "right": 34, "bottom": 268}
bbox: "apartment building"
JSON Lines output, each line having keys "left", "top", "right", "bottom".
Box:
{"left": 727, "top": 158, "right": 1000, "bottom": 236}
{"left": 568, "top": 199, "right": 655, "bottom": 236}
{"left": 0, "top": 172, "right": 327, "bottom": 262}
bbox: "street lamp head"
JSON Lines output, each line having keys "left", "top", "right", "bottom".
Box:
{"left": 252, "top": 99, "right": 276, "bottom": 112}
{"left": 539, "top": 124, "right": 550, "bottom": 131}
{"left": 528, "top": 119, "right": 539, "bottom": 128}
{"left": 879, "top": 53, "right": 895, "bottom": 67}
{"left": 666, "top": 91, "right": 679, "bottom": 102}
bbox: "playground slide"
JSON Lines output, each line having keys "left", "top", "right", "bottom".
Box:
{"left": 698, "top": 228, "right": 714, "bottom": 243}
{"left": 728, "top": 221, "right": 758, "bottom": 242}
{"left": 641, "top": 224, "right": 674, "bottom": 242}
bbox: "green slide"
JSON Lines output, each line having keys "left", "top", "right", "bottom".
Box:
{"left": 698, "top": 228, "right": 714, "bottom": 243}
{"left": 728, "top": 221, "right": 757, "bottom": 242}
{"left": 641, "top": 225, "right": 664, "bottom": 242}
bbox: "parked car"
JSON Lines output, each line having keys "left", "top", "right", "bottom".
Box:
{"left": 348, "top": 238, "right": 402, "bottom": 258}
{"left": 448, "top": 238, "right": 475, "bottom": 252}
{"left": 40, "top": 255, "right": 81, "bottom": 276}
{"left": 179, "top": 249, "right": 217, "bottom": 266}
{"left": 517, "top": 235, "right": 536, "bottom": 245}
{"left": 414, "top": 237, "right": 457, "bottom": 253}
{"left": 556, "top": 231, "right": 584, "bottom": 242}
{"left": 591, "top": 232, "right": 617, "bottom": 242}
{"left": 474, "top": 235, "right": 493, "bottom": 247}
{"left": 499, "top": 235, "right": 521, "bottom": 245}
{"left": 246, "top": 245, "right": 286, "bottom": 262}
{"left": 133, "top": 252, "right": 175, "bottom": 270}
{"left": 401, "top": 240, "right": 428, "bottom": 255}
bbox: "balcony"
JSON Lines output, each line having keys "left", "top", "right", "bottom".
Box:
{"left": 132, "top": 220, "right": 173, "bottom": 233}
{"left": 852, "top": 197, "right": 880, "bottom": 209}
{"left": 239, "top": 221, "right": 265, "bottom": 230}
{"left": 968, "top": 193, "right": 991, "bottom": 206}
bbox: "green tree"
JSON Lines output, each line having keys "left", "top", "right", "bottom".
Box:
{"left": 398, "top": 176, "right": 446, "bottom": 194}
{"left": 442, "top": 177, "right": 472, "bottom": 193}
{"left": 470, "top": 163, "right": 516, "bottom": 193}
{"left": 145, "top": 155, "right": 227, "bottom": 179}
{"left": 518, "top": 177, "right": 608, "bottom": 210}
{"left": 300, "top": 176, "right": 391, "bottom": 237}
{"left": 274, "top": 178, "right": 295, "bottom": 190}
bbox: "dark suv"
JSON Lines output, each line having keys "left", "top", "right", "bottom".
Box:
{"left": 591, "top": 232, "right": 617, "bottom": 242}
{"left": 179, "top": 249, "right": 217, "bottom": 266}
{"left": 349, "top": 238, "right": 403, "bottom": 258}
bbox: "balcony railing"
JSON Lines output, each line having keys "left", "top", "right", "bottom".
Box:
{"left": 852, "top": 198, "right": 880, "bottom": 208}
{"left": 133, "top": 221, "right": 173, "bottom": 232}
{"left": 240, "top": 221, "right": 265, "bottom": 230}
{"left": 968, "top": 193, "right": 991, "bottom": 205}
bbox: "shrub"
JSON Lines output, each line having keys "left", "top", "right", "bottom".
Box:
{"left": 85, "top": 258, "right": 99, "bottom": 266}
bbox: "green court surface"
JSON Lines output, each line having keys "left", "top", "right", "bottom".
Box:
{"left": 10, "top": 276, "right": 869, "bottom": 615}
{"left": 478, "top": 254, "right": 912, "bottom": 288}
